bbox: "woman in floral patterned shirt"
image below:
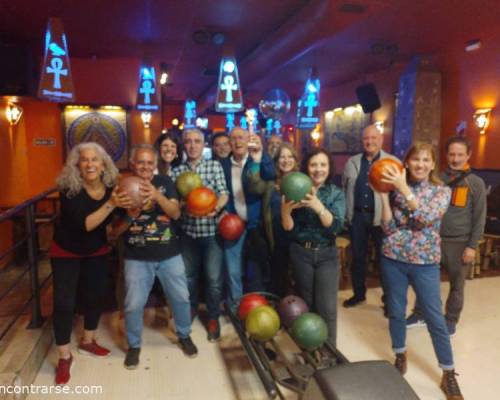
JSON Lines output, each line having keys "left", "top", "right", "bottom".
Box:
{"left": 376, "top": 142, "right": 463, "bottom": 400}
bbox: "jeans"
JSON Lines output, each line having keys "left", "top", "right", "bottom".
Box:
{"left": 224, "top": 230, "right": 247, "bottom": 310}
{"left": 350, "top": 211, "right": 383, "bottom": 298}
{"left": 181, "top": 235, "right": 223, "bottom": 320}
{"left": 290, "top": 242, "right": 340, "bottom": 347}
{"left": 380, "top": 256, "right": 454, "bottom": 370}
{"left": 124, "top": 255, "right": 191, "bottom": 348}
{"left": 243, "top": 227, "right": 270, "bottom": 292}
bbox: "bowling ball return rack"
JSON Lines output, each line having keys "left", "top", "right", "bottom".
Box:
{"left": 226, "top": 293, "right": 420, "bottom": 400}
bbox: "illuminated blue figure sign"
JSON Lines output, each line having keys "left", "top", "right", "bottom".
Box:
{"left": 226, "top": 113, "right": 235, "bottom": 131}
{"left": 239, "top": 116, "right": 248, "bottom": 129}
{"left": 273, "top": 120, "right": 281, "bottom": 134}
{"left": 298, "top": 76, "right": 320, "bottom": 129}
{"left": 136, "top": 66, "right": 159, "bottom": 111}
{"left": 184, "top": 99, "right": 197, "bottom": 129}
{"left": 38, "top": 18, "right": 75, "bottom": 102}
{"left": 265, "top": 118, "right": 274, "bottom": 138}
{"left": 215, "top": 56, "right": 244, "bottom": 113}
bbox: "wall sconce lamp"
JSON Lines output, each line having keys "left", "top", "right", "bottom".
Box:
{"left": 473, "top": 108, "right": 491, "bottom": 134}
{"left": 374, "top": 120, "right": 385, "bottom": 134}
{"left": 141, "top": 112, "right": 152, "bottom": 128}
{"left": 159, "top": 62, "right": 169, "bottom": 85}
{"left": 6, "top": 103, "right": 23, "bottom": 125}
{"left": 310, "top": 123, "right": 322, "bottom": 143}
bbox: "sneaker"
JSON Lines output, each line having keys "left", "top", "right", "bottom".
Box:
{"left": 179, "top": 336, "right": 198, "bottom": 358}
{"left": 406, "top": 313, "right": 426, "bottom": 328}
{"left": 342, "top": 295, "right": 366, "bottom": 308}
{"left": 207, "top": 319, "right": 221, "bottom": 342}
{"left": 124, "top": 347, "right": 140, "bottom": 370}
{"left": 55, "top": 355, "right": 74, "bottom": 385}
{"left": 78, "top": 340, "right": 111, "bottom": 358}
{"left": 440, "top": 370, "right": 464, "bottom": 400}
{"left": 394, "top": 352, "right": 407, "bottom": 375}
{"left": 446, "top": 320, "right": 457, "bottom": 337}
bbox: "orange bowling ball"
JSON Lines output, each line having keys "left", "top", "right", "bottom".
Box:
{"left": 186, "top": 187, "right": 217, "bottom": 216}
{"left": 368, "top": 158, "right": 404, "bottom": 193}
{"left": 118, "top": 176, "right": 144, "bottom": 208}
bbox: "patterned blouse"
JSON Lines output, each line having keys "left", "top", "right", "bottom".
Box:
{"left": 381, "top": 181, "right": 451, "bottom": 264}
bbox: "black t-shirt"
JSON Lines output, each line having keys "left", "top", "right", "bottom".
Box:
{"left": 123, "top": 175, "right": 181, "bottom": 261}
{"left": 53, "top": 187, "right": 113, "bottom": 255}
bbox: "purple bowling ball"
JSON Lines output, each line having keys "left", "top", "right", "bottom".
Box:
{"left": 277, "top": 295, "right": 309, "bottom": 328}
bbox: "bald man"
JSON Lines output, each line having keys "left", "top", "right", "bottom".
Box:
{"left": 342, "top": 125, "right": 399, "bottom": 309}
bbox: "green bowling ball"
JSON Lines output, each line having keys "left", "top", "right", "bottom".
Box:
{"left": 280, "top": 172, "right": 313, "bottom": 202}
{"left": 291, "top": 312, "right": 328, "bottom": 351}
{"left": 245, "top": 305, "right": 280, "bottom": 342}
{"left": 176, "top": 171, "right": 202, "bottom": 198}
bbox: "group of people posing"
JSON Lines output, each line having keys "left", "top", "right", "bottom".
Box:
{"left": 50, "top": 124, "right": 486, "bottom": 400}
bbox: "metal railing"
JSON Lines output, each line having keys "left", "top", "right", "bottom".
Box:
{"left": 0, "top": 188, "right": 59, "bottom": 340}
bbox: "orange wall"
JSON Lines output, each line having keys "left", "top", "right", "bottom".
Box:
{"left": 439, "top": 30, "right": 500, "bottom": 169}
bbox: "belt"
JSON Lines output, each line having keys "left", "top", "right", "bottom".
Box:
{"left": 355, "top": 206, "right": 374, "bottom": 213}
{"left": 295, "top": 240, "right": 334, "bottom": 250}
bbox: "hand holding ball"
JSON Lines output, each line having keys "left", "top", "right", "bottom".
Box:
{"left": 118, "top": 176, "right": 145, "bottom": 208}
{"left": 368, "top": 159, "right": 404, "bottom": 193}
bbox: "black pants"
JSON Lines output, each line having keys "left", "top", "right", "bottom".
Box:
{"left": 51, "top": 255, "right": 109, "bottom": 345}
{"left": 349, "top": 211, "right": 383, "bottom": 298}
{"left": 270, "top": 242, "right": 291, "bottom": 298}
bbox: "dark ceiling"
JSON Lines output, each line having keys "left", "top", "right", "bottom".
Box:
{"left": 1, "top": 0, "right": 500, "bottom": 108}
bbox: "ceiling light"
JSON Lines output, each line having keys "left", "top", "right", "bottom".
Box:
{"left": 465, "top": 39, "right": 481, "bottom": 52}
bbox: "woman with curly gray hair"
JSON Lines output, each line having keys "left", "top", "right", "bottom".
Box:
{"left": 49, "top": 142, "right": 131, "bottom": 385}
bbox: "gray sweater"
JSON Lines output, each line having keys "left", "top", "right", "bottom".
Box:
{"left": 440, "top": 171, "right": 486, "bottom": 249}
{"left": 342, "top": 150, "right": 399, "bottom": 226}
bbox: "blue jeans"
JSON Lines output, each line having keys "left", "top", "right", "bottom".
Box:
{"left": 380, "top": 256, "right": 454, "bottom": 370}
{"left": 181, "top": 235, "right": 223, "bottom": 320}
{"left": 124, "top": 255, "right": 191, "bottom": 348}
{"left": 224, "top": 229, "right": 247, "bottom": 311}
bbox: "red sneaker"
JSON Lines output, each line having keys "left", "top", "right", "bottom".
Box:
{"left": 78, "top": 340, "right": 111, "bottom": 358}
{"left": 55, "top": 355, "right": 74, "bottom": 385}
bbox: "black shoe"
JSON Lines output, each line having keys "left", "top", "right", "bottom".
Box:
{"left": 179, "top": 336, "right": 198, "bottom": 358}
{"left": 124, "top": 347, "right": 140, "bottom": 370}
{"left": 343, "top": 295, "right": 366, "bottom": 308}
{"left": 207, "top": 319, "right": 221, "bottom": 342}
{"left": 394, "top": 352, "right": 407, "bottom": 375}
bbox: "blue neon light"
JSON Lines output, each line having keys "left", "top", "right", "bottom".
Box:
{"left": 223, "top": 61, "right": 235, "bottom": 73}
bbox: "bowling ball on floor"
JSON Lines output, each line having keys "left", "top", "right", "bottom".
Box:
{"left": 238, "top": 293, "right": 269, "bottom": 320}
{"left": 277, "top": 295, "right": 309, "bottom": 328}
{"left": 280, "top": 172, "right": 313, "bottom": 202}
{"left": 219, "top": 213, "right": 245, "bottom": 241}
{"left": 245, "top": 305, "right": 280, "bottom": 342}
{"left": 176, "top": 171, "right": 203, "bottom": 198}
{"left": 118, "top": 176, "right": 144, "bottom": 208}
{"left": 368, "top": 158, "right": 404, "bottom": 193}
{"left": 291, "top": 312, "right": 328, "bottom": 351}
{"left": 186, "top": 187, "right": 217, "bottom": 216}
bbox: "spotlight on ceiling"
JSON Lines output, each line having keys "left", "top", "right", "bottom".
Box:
{"left": 211, "top": 32, "right": 225, "bottom": 46}
{"left": 160, "top": 62, "right": 169, "bottom": 85}
{"left": 465, "top": 39, "right": 481, "bottom": 52}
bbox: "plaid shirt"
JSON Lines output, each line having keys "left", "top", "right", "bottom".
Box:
{"left": 172, "top": 159, "right": 229, "bottom": 238}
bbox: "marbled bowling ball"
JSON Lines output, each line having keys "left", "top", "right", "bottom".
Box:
{"left": 245, "top": 305, "right": 280, "bottom": 342}
{"left": 277, "top": 295, "right": 309, "bottom": 328}
{"left": 118, "top": 176, "right": 144, "bottom": 208}
{"left": 280, "top": 172, "right": 312, "bottom": 202}
{"left": 186, "top": 187, "right": 217, "bottom": 216}
{"left": 291, "top": 312, "right": 328, "bottom": 351}
{"left": 368, "top": 158, "right": 404, "bottom": 193}
{"left": 218, "top": 213, "right": 245, "bottom": 241}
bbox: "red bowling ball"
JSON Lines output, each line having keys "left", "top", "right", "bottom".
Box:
{"left": 118, "top": 176, "right": 144, "bottom": 208}
{"left": 368, "top": 158, "right": 404, "bottom": 193}
{"left": 219, "top": 213, "right": 245, "bottom": 241}
{"left": 238, "top": 293, "right": 269, "bottom": 320}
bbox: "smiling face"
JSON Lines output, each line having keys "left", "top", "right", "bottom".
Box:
{"left": 307, "top": 152, "right": 329, "bottom": 187}
{"left": 78, "top": 147, "right": 104, "bottom": 184}
{"left": 447, "top": 142, "right": 471, "bottom": 171}
{"left": 229, "top": 127, "right": 249, "bottom": 160}
{"left": 183, "top": 130, "right": 204, "bottom": 161}
{"left": 267, "top": 135, "right": 282, "bottom": 158}
{"left": 406, "top": 149, "right": 435, "bottom": 182}
{"left": 362, "top": 125, "right": 383, "bottom": 158}
{"left": 277, "top": 147, "right": 296, "bottom": 175}
{"left": 132, "top": 149, "right": 156, "bottom": 181}
{"left": 212, "top": 135, "right": 231, "bottom": 159}
{"left": 160, "top": 138, "right": 177, "bottom": 164}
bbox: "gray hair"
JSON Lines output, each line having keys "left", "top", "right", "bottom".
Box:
{"left": 129, "top": 144, "right": 158, "bottom": 164}
{"left": 182, "top": 128, "right": 204, "bottom": 142}
{"left": 56, "top": 142, "right": 118, "bottom": 198}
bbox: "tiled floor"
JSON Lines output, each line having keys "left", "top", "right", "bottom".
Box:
{"left": 29, "top": 276, "right": 500, "bottom": 399}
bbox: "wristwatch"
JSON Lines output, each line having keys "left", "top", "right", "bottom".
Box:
{"left": 405, "top": 193, "right": 415, "bottom": 201}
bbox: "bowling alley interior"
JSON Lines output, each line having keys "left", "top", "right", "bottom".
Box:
{"left": 1, "top": 1, "right": 500, "bottom": 399}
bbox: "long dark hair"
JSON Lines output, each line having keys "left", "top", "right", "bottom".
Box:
{"left": 154, "top": 131, "right": 183, "bottom": 175}
{"left": 301, "top": 148, "right": 336, "bottom": 184}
